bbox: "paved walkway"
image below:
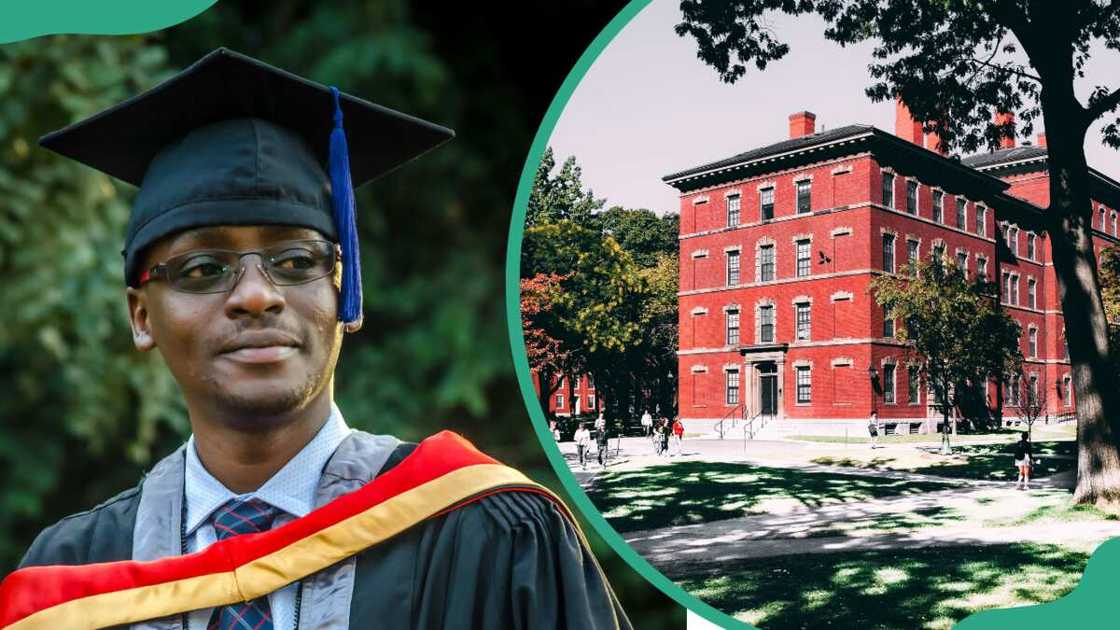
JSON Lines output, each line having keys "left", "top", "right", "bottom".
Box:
{"left": 553, "top": 433, "right": 1106, "bottom": 571}
{"left": 623, "top": 482, "right": 1120, "bottom": 571}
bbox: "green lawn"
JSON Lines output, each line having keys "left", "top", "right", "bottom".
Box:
{"left": 807, "top": 440, "right": 1077, "bottom": 481}
{"left": 586, "top": 461, "right": 954, "bottom": 533}
{"left": 670, "top": 544, "right": 1088, "bottom": 630}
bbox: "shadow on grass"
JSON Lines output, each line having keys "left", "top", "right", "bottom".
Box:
{"left": 670, "top": 543, "right": 1088, "bottom": 630}
{"left": 910, "top": 455, "right": 1072, "bottom": 481}
{"left": 939, "top": 440, "right": 1076, "bottom": 458}
{"left": 586, "top": 461, "right": 953, "bottom": 533}
{"left": 805, "top": 505, "right": 965, "bottom": 538}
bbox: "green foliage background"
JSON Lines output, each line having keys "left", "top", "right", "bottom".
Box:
{"left": 0, "top": 2, "right": 681, "bottom": 626}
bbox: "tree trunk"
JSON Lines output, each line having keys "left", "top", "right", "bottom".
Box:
{"left": 1040, "top": 92, "right": 1120, "bottom": 505}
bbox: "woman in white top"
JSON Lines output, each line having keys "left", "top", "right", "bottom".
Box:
{"left": 574, "top": 423, "right": 592, "bottom": 469}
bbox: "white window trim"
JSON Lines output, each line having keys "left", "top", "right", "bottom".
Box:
{"left": 724, "top": 188, "right": 743, "bottom": 198}
{"left": 831, "top": 226, "right": 853, "bottom": 237}
{"left": 691, "top": 249, "right": 709, "bottom": 259}
{"left": 691, "top": 364, "right": 708, "bottom": 373}
{"left": 831, "top": 165, "right": 853, "bottom": 175}
{"left": 831, "top": 357, "right": 854, "bottom": 367}
{"left": 693, "top": 195, "right": 710, "bottom": 204}
{"left": 830, "top": 291, "right": 853, "bottom": 302}
{"left": 690, "top": 306, "right": 709, "bottom": 316}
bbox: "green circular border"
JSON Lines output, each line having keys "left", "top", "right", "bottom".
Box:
{"left": 502, "top": 2, "right": 1119, "bottom": 628}
{"left": 502, "top": 1, "right": 749, "bottom": 626}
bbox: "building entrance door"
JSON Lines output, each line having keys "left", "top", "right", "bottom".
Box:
{"left": 760, "top": 373, "right": 778, "bottom": 415}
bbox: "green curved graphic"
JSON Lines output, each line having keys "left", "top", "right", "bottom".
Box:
{"left": 500, "top": 1, "right": 1120, "bottom": 628}
{"left": 0, "top": 1, "right": 217, "bottom": 44}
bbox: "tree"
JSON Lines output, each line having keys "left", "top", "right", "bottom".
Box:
{"left": 677, "top": 0, "right": 1120, "bottom": 504}
{"left": 598, "top": 206, "right": 680, "bottom": 268}
{"left": 521, "top": 273, "right": 575, "bottom": 420}
{"left": 526, "top": 147, "right": 606, "bottom": 227}
{"left": 871, "top": 261, "right": 1023, "bottom": 455}
{"left": 1017, "top": 367, "right": 1048, "bottom": 441}
{"left": 1103, "top": 246, "right": 1120, "bottom": 365}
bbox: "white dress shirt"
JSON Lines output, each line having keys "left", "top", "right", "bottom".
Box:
{"left": 183, "top": 405, "right": 352, "bottom": 630}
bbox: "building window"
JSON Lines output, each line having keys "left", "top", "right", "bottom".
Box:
{"left": 556, "top": 393, "right": 564, "bottom": 408}
{"left": 588, "top": 393, "right": 596, "bottom": 408}
{"left": 908, "top": 365, "right": 921, "bottom": 405}
{"left": 726, "top": 309, "right": 740, "bottom": 346}
{"left": 931, "top": 243, "right": 945, "bottom": 270}
{"left": 882, "top": 233, "right": 896, "bottom": 273}
{"left": 1008, "top": 227, "right": 1019, "bottom": 257}
{"left": 956, "top": 251, "right": 968, "bottom": 273}
{"left": 882, "top": 172, "right": 895, "bottom": 208}
{"left": 977, "top": 257, "right": 988, "bottom": 281}
{"left": 906, "top": 180, "right": 918, "bottom": 215}
{"left": 758, "top": 244, "right": 775, "bottom": 281}
{"left": 796, "top": 180, "right": 811, "bottom": 214}
{"left": 1028, "top": 278, "right": 1037, "bottom": 309}
{"left": 796, "top": 239, "right": 811, "bottom": 277}
{"left": 976, "top": 206, "right": 986, "bottom": 236}
{"left": 727, "top": 250, "right": 740, "bottom": 286}
{"left": 795, "top": 302, "right": 811, "bottom": 341}
{"left": 758, "top": 304, "right": 775, "bottom": 343}
{"left": 907, "top": 239, "right": 919, "bottom": 276}
{"left": 760, "top": 187, "right": 774, "bottom": 221}
{"left": 1029, "top": 327, "right": 1038, "bottom": 358}
{"left": 883, "top": 364, "right": 896, "bottom": 404}
{"left": 883, "top": 307, "right": 895, "bottom": 338}
{"left": 1011, "top": 274, "right": 1020, "bottom": 305}
{"left": 1026, "top": 232, "right": 1036, "bottom": 260}
{"left": 932, "top": 190, "right": 943, "bottom": 223}
{"left": 796, "top": 367, "right": 812, "bottom": 403}
{"left": 1065, "top": 377, "right": 1073, "bottom": 407}
{"left": 956, "top": 197, "right": 967, "bottom": 230}
{"left": 727, "top": 194, "right": 741, "bottom": 227}
{"left": 1002, "top": 272, "right": 1010, "bottom": 303}
{"left": 726, "top": 369, "right": 740, "bottom": 405}
{"left": 1006, "top": 375, "right": 1021, "bottom": 406}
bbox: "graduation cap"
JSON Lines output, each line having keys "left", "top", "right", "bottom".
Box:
{"left": 38, "top": 47, "right": 455, "bottom": 330}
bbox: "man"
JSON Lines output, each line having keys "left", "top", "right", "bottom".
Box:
{"left": 1, "top": 49, "right": 630, "bottom": 630}
{"left": 640, "top": 410, "right": 653, "bottom": 437}
{"left": 595, "top": 411, "right": 609, "bottom": 467}
{"left": 575, "top": 422, "right": 592, "bottom": 470}
{"left": 869, "top": 410, "right": 880, "bottom": 449}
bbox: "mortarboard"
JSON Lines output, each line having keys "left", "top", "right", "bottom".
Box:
{"left": 38, "top": 47, "right": 455, "bottom": 330}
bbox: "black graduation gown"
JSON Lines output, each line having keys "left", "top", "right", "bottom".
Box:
{"left": 17, "top": 443, "right": 631, "bottom": 630}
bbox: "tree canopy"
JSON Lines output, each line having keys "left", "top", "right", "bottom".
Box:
{"left": 871, "top": 260, "right": 1023, "bottom": 453}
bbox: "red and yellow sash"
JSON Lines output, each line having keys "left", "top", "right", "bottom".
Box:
{"left": 0, "top": 431, "right": 567, "bottom": 630}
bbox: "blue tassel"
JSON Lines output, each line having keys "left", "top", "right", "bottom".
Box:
{"left": 328, "top": 86, "right": 362, "bottom": 329}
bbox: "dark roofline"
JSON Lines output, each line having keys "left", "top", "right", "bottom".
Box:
{"left": 663, "top": 125, "right": 1010, "bottom": 196}
{"left": 662, "top": 125, "right": 874, "bottom": 184}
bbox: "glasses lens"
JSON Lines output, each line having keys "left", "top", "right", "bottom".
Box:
{"left": 264, "top": 241, "right": 336, "bottom": 285}
{"left": 167, "top": 252, "right": 239, "bottom": 293}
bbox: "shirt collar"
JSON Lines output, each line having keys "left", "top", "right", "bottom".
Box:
{"left": 183, "top": 403, "right": 352, "bottom": 537}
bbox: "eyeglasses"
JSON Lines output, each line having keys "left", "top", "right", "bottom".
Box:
{"left": 138, "top": 240, "right": 338, "bottom": 294}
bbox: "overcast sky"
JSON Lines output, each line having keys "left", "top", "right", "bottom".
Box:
{"left": 548, "top": 0, "right": 1120, "bottom": 215}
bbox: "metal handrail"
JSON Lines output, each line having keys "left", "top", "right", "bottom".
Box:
{"left": 715, "top": 403, "right": 744, "bottom": 439}
{"left": 744, "top": 411, "right": 774, "bottom": 441}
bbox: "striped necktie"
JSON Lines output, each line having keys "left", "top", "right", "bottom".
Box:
{"left": 207, "top": 498, "right": 278, "bottom": 630}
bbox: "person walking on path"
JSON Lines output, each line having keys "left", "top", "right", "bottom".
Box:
{"left": 1014, "top": 432, "right": 1034, "bottom": 489}
{"left": 574, "top": 423, "right": 591, "bottom": 469}
{"left": 549, "top": 420, "right": 561, "bottom": 442}
{"left": 659, "top": 419, "right": 671, "bottom": 458}
{"left": 595, "top": 412, "right": 609, "bottom": 467}
{"left": 868, "top": 411, "right": 880, "bottom": 449}
{"left": 641, "top": 410, "right": 653, "bottom": 437}
{"left": 671, "top": 417, "right": 684, "bottom": 456}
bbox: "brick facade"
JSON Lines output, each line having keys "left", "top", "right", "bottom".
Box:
{"left": 531, "top": 371, "right": 603, "bottom": 417}
{"left": 666, "top": 106, "right": 1119, "bottom": 434}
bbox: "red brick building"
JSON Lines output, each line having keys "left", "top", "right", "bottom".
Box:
{"left": 531, "top": 371, "right": 603, "bottom": 417}
{"left": 664, "top": 105, "right": 1119, "bottom": 435}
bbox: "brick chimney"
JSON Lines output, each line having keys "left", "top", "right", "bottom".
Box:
{"left": 995, "top": 111, "right": 1016, "bottom": 149}
{"left": 924, "top": 127, "right": 947, "bottom": 156}
{"left": 1037, "top": 132, "right": 1047, "bottom": 148}
{"left": 895, "top": 98, "right": 924, "bottom": 146}
{"left": 789, "top": 111, "right": 817, "bottom": 138}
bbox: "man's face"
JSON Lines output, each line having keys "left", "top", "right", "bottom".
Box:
{"left": 126, "top": 225, "right": 343, "bottom": 428}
